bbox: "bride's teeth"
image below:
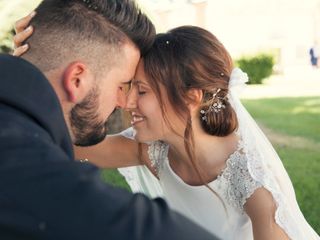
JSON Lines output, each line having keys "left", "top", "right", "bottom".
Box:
{"left": 131, "top": 116, "right": 144, "bottom": 124}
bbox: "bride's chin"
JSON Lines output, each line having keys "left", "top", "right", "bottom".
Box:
{"left": 133, "top": 131, "right": 146, "bottom": 142}
{"left": 133, "top": 130, "right": 153, "bottom": 143}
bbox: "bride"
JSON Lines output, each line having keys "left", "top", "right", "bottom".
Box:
{"left": 14, "top": 15, "right": 319, "bottom": 239}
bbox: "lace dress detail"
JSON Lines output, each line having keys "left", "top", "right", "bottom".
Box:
{"left": 243, "top": 140, "right": 301, "bottom": 239}
{"left": 217, "top": 141, "right": 262, "bottom": 213}
{"left": 147, "top": 141, "right": 169, "bottom": 175}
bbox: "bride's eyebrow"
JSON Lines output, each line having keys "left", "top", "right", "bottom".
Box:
{"left": 132, "top": 79, "right": 149, "bottom": 87}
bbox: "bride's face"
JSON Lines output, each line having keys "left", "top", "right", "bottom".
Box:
{"left": 127, "top": 60, "right": 185, "bottom": 143}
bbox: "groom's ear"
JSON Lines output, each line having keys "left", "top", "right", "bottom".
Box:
{"left": 61, "top": 62, "right": 92, "bottom": 103}
{"left": 186, "top": 88, "right": 203, "bottom": 111}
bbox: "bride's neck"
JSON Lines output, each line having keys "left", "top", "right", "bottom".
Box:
{"left": 165, "top": 130, "right": 239, "bottom": 173}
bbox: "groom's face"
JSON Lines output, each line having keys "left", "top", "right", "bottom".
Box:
{"left": 71, "top": 42, "right": 140, "bottom": 146}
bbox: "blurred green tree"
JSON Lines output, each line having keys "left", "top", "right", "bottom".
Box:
{"left": 236, "top": 53, "right": 274, "bottom": 84}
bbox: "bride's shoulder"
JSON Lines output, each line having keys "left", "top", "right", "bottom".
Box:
{"left": 217, "top": 141, "right": 262, "bottom": 212}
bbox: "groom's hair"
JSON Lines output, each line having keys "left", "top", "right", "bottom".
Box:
{"left": 22, "top": 0, "right": 155, "bottom": 73}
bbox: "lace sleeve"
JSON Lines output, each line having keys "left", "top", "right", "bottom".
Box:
{"left": 218, "top": 150, "right": 262, "bottom": 213}
{"left": 147, "top": 141, "right": 169, "bottom": 175}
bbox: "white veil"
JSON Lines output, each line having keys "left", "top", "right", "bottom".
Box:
{"left": 228, "top": 68, "right": 319, "bottom": 239}
{"left": 118, "top": 68, "right": 319, "bottom": 239}
{"left": 118, "top": 129, "right": 164, "bottom": 199}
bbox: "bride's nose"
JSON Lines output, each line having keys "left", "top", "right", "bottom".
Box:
{"left": 125, "top": 87, "right": 138, "bottom": 110}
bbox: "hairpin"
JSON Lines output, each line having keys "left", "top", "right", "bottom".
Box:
{"left": 82, "top": 0, "right": 98, "bottom": 10}
{"left": 200, "top": 88, "right": 226, "bottom": 121}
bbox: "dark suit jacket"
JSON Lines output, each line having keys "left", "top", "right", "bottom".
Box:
{"left": 0, "top": 54, "right": 217, "bottom": 240}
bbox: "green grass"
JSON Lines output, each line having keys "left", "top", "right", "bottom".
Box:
{"left": 101, "top": 169, "right": 130, "bottom": 191}
{"left": 102, "top": 96, "right": 320, "bottom": 234}
{"left": 242, "top": 97, "right": 320, "bottom": 142}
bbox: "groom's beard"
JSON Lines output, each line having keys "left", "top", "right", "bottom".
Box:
{"left": 70, "top": 86, "right": 108, "bottom": 147}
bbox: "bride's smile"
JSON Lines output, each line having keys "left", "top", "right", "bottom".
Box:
{"left": 130, "top": 111, "right": 145, "bottom": 125}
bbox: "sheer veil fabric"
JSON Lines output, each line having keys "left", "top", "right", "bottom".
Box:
{"left": 228, "top": 68, "right": 319, "bottom": 239}
{"left": 118, "top": 68, "right": 319, "bottom": 239}
{"left": 118, "top": 129, "right": 164, "bottom": 199}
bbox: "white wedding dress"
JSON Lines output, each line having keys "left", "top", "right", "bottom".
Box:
{"left": 118, "top": 68, "right": 320, "bottom": 240}
{"left": 120, "top": 133, "right": 258, "bottom": 239}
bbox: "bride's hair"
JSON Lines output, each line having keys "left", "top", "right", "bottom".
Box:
{"left": 142, "top": 26, "right": 238, "bottom": 202}
{"left": 144, "top": 26, "right": 237, "bottom": 138}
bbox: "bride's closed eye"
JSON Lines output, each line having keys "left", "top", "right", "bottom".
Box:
{"left": 132, "top": 79, "right": 150, "bottom": 96}
{"left": 138, "top": 91, "right": 146, "bottom": 95}
{"left": 138, "top": 88, "right": 146, "bottom": 95}
{"left": 137, "top": 84, "right": 148, "bottom": 95}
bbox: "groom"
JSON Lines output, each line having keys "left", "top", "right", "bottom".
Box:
{"left": 0, "top": 0, "right": 217, "bottom": 239}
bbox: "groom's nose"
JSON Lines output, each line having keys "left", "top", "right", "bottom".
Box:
{"left": 116, "top": 91, "right": 127, "bottom": 109}
{"left": 125, "top": 87, "right": 137, "bottom": 110}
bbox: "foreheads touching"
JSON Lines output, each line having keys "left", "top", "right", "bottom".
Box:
{"left": 19, "top": 0, "right": 154, "bottom": 146}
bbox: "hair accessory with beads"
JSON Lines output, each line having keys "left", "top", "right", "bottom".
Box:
{"left": 82, "top": 0, "right": 98, "bottom": 10}
{"left": 200, "top": 88, "right": 226, "bottom": 122}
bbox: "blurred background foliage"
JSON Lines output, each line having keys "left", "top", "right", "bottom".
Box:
{"left": 236, "top": 53, "right": 274, "bottom": 84}
{"left": 0, "top": 0, "right": 42, "bottom": 53}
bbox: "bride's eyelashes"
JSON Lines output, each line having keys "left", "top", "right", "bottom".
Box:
{"left": 137, "top": 85, "right": 147, "bottom": 95}
{"left": 138, "top": 91, "right": 146, "bottom": 95}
